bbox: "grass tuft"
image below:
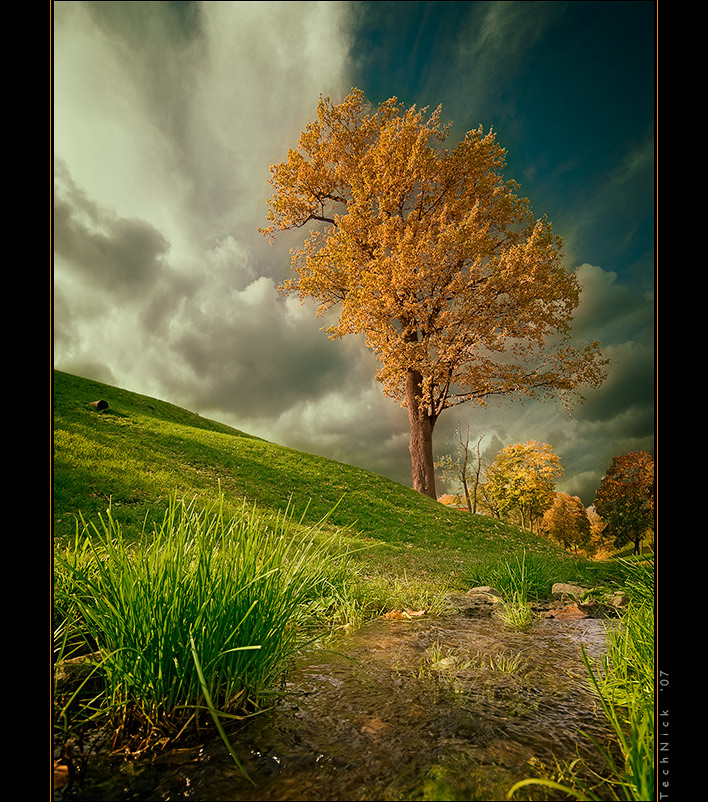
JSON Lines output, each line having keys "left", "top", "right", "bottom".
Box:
{"left": 53, "top": 492, "right": 355, "bottom": 750}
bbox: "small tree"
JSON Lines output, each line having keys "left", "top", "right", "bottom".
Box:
{"left": 540, "top": 492, "right": 591, "bottom": 553}
{"left": 584, "top": 505, "right": 611, "bottom": 557}
{"left": 594, "top": 451, "right": 655, "bottom": 555}
{"left": 435, "top": 425, "right": 486, "bottom": 512}
{"left": 261, "top": 89, "right": 607, "bottom": 499}
{"left": 484, "top": 440, "right": 563, "bottom": 531}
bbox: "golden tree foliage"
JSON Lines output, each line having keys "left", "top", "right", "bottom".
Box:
{"left": 484, "top": 440, "right": 563, "bottom": 530}
{"left": 584, "top": 505, "right": 611, "bottom": 558}
{"left": 540, "top": 491, "right": 592, "bottom": 553}
{"left": 261, "top": 90, "right": 607, "bottom": 497}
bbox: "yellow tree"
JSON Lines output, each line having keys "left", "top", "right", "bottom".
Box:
{"left": 586, "top": 505, "right": 610, "bottom": 556}
{"left": 261, "top": 90, "right": 607, "bottom": 499}
{"left": 484, "top": 440, "right": 563, "bottom": 531}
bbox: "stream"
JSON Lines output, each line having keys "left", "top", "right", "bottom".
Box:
{"left": 56, "top": 604, "right": 618, "bottom": 801}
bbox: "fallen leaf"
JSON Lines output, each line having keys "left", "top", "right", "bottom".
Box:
{"left": 54, "top": 761, "right": 69, "bottom": 789}
{"left": 384, "top": 609, "right": 426, "bottom": 619}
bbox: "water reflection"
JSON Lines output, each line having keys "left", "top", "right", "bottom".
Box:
{"left": 58, "top": 614, "right": 617, "bottom": 801}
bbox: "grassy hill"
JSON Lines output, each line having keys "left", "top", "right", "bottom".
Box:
{"left": 53, "top": 369, "right": 592, "bottom": 595}
{"left": 53, "top": 370, "right": 654, "bottom": 797}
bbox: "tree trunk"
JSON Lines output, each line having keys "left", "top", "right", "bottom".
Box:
{"left": 461, "top": 475, "right": 473, "bottom": 512}
{"left": 405, "top": 367, "right": 437, "bottom": 499}
{"left": 460, "top": 431, "right": 473, "bottom": 512}
{"left": 471, "top": 435, "right": 484, "bottom": 514}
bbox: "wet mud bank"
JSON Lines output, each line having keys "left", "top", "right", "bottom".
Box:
{"left": 56, "top": 608, "right": 618, "bottom": 801}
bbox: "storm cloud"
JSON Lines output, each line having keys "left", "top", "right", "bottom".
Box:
{"left": 53, "top": 1, "right": 655, "bottom": 506}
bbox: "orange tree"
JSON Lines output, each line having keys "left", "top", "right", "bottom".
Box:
{"left": 594, "top": 451, "right": 655, "bottom": 555}
{"left": 261, "top": 89, "right": 607, "bottom": 499}
{"left": 540, "top": 491, "right": 592, "bottom": 553}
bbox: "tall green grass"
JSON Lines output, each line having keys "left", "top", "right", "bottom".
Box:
{"left": 53, "top": 492, "right": 354, "bottom": 750}
{"left": 590, "top": 559, "right": 655, "bottom": 800}
{"left": 495, "top": 552, "right": 536, "bottom": 629}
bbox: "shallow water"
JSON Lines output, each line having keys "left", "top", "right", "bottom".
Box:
{"left": 58, "top": 612, "right": 617, "bottom": 801}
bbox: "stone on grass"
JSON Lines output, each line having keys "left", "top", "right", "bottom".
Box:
{"left": 551, "top": 583, "right": 589, "bottom": 601}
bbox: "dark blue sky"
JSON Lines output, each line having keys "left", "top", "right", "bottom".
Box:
{"left": 349, "top": 1, "right": 655, "bottom": 291}
{"left": 53, "top": 1, "right": 655, "bottom": 505}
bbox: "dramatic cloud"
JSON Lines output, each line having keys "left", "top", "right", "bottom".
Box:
{"left": 54, "top": 161, "right": 170, "bottom": 297}
{"left": 53, "top": 1, "right": 654, "bottom": 507}
{"left": 53, "top": 1, "right": 357, "bottom": 393}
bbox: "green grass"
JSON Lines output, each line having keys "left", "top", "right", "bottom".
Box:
{"left": 53, "top": 493, "right": 359, "bottom": 755}
{"left": 53, "top": 369, "right": 652, "bottom": 777}
{"left": 53, "top": 369, "right": 578, "bottom": 589}
{"left": 592, "top": 560, "right": 655, "bottom": 799}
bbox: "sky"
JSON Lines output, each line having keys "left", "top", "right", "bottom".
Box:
{"left": 52, "top": 0, "right": 655, "bottom": 507}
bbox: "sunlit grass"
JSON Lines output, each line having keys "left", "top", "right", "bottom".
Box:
{"left": 486, "top": 650, "right": 526, "bottom": 674}
{"left": 466, "top": 548, "right": 603, "bottom": 601}
{"left": 469, "top": 551, "right": 537, "bottom": 630}
{"left": 53, "top": 492, "right": 356, "bottom": 753}
{"left": 53, "top": 368, "right": 653, "bottom": 795}
{"left": 52, "top": 370, "right": 575, "bottom": 575}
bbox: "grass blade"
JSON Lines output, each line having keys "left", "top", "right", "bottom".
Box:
{"left": 189, "top": 631, "right": 256, "bottom": 786}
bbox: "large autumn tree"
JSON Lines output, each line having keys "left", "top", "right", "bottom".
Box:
{"left": 261, "top": 90, "right": 607, "bottom": 498}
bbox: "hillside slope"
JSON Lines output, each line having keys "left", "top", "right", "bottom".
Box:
{"left": 52, "top": 370, "right": 573, "bottom": 585}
